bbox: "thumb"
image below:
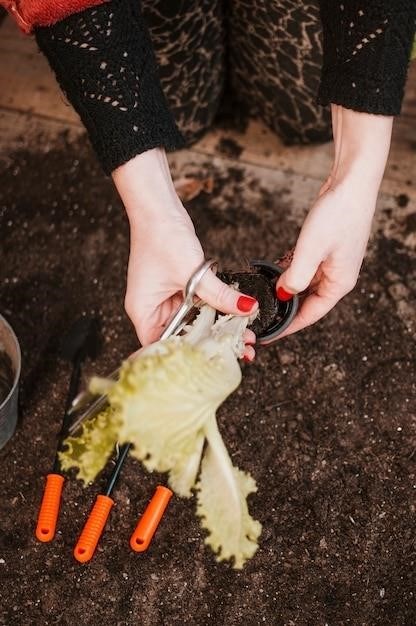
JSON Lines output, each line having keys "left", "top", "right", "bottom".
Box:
{"left": 197, "top": 270, "right": 258, "bottom": 315}
{"left": 276, "top": 245, "right": 322, "bottom": 300}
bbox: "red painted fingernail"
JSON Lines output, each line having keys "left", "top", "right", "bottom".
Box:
{"left": 243, "top": 354, "right": 254, "bottom": 363}
{"left": 237, "top": 295, "right": 257, "bottom": 313}
{"left": 276, "top": 287, "right": 293, "bottom": 301}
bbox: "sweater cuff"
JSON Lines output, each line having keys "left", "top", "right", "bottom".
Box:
{"left": 35, "top": 0, "right": 184, "bottom": 174}
{"left": 318, "top": 69, "right": 407, "bottom": 117}
{"left": 318, "top": 1, "right": 416, "bottom": 116}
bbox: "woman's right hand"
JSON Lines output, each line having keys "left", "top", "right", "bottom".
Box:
{"left": 112, "top": 148, "right": 258, "bottom": 352}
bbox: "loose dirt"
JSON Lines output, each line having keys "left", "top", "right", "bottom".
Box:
{"left": 1, "top": 135, "right": 415, "bottom": 625}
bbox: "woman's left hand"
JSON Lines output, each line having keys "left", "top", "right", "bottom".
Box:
{"left": 275, "top": 105, "right": 394, "bottom": 338}
{"left": 275, "top": 176, "right": 376, "bottom": 337}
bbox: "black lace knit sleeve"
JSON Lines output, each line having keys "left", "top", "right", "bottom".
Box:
{"left": 318, "top": 1, "right": 416, "bottom": 115}
{"left": 35, "top": 0, "right": 184, "bottom": 174}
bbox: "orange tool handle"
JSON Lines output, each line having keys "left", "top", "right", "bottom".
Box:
{"left": 35, "top": 473, "right": 65, "bottom": 542}
{"left": 130, "top": 485, "right": 173, "bottom": 552}
{"left": 73, "top": 494, "right": 114, "bottom": 563}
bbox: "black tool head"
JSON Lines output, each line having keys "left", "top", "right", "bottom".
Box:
{"left": 60, "top": 317, "right": 101, "bottom": 363}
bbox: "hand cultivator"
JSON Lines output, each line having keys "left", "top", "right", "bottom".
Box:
{"left": 35, "top": 317, "right": 100, "bottom": 543}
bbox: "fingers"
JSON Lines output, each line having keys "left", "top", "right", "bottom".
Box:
{"left": 129, "top": 289, "right": 258, "bottom": 360}
{"left": 243, "top": 345, "right": 256, "bottom": 363}
{"left": 241, "top": 328, "right": 256, "bottom": 361}
{"left": 127, "top": 266, "right": 260, "bottom": 349}
{"left": 276, "top": 249, "right": 322, "bottom": 300}
{"left": 131, "top": 314, "right": 164, "bottom": 346}
{"left": 126, "top": 293, "right": 183, "bottom": 346}
{"left": 132, "top": 297, "right": 258, "bottom": 349}
{"left": 276, "top": 292, "right": 335, "bottom": 339}
{"left": 277, "top": 268, "right": 357, "bottom": 340}
{"left": 197, "top": 270, "right": 258, "bottom": 316}
{"left": 243, "top": 329, "right": 256, "bottom": 346}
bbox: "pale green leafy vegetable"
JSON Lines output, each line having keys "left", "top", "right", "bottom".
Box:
{"left": 60, "top": 305, "right": 262, "bottom": 568}
{"left": 197, "top": 418, "right": 262, "bottom": 568}
{"left": 59, "top": 407, "right": 120, "bottom": 484}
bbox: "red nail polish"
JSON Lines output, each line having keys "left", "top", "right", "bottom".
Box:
{"left": 237, "top": 295, "right": 257, "bottom": 313}
{"left": 276, "top": 287, "right": 293, "bottom": 302}
{"left": 243, "top": 354, "right": 253, "bottom": 363}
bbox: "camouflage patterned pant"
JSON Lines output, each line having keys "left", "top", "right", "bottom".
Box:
{"left": 143, "top": 0, "right": 331, "bottom": 145}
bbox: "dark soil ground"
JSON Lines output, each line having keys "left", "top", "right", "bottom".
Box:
{"left": 0, "top": 134, "right": 416, "bottom": 626}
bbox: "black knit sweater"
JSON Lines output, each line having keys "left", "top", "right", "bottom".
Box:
{"left": 318, "top": 0, "right": 416, "bottom": 114}
{"left": 35, "top": 0, "right": 416, "bottom": 174}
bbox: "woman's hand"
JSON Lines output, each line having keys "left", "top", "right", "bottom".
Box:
{"left": 275, "top": 105, "right": 394, "bottom": 338}
{"left": 112, "top": 148, "right": 258, "bottom": 349}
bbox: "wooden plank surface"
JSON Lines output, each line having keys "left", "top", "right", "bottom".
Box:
{"left": 0, "top": 109, "right": 83, "bottom": 161}
{"left": 0, "top": 17, "right": 80, "bottom": 125}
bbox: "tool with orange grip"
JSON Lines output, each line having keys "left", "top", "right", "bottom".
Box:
{"left": 36, "top": 473, "right": 65, "bottom": 542}
{"left": 130, "top": 485, "right": 173, "bottom": 552}
{"left": 73, "top": 441, "right": 130, "bottom": 562}
{"left": 35, "top": 318, "right": 101, "bottom": 543}
{"left": 73, "top": 495, "right": 115, "bottom": 562}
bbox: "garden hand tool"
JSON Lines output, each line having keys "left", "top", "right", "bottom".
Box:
{"left": 129, "top": 485, "right": 173, "bottom": 552}
{"left": 73, "top": 442, "right": 131, "bottom": 563}
{"left": 35, "top": 317, "right": 101, "bottom": 542}
{"left": 71, "top": 259, "right": 216, "bottom": 562}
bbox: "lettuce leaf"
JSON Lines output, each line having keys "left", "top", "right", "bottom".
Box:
{"left": 197, "top": 418, "right": 262, "bottom": 568}
{"left": 60, "top": 305, "right": 262, "bottom": 568}
{"left": 59, "top": 407, "right": 119, "bottom": 484}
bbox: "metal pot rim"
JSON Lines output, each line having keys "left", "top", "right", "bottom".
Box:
{"left": 249, "top": 259, "right": 299, "bottom": 345}
{"left": 0, "top": 313, "right": 21, "bottom": 410}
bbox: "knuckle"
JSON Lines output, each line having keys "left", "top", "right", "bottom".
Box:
{"left": 214, "top": 281, "right": 233, "bottom": 310}
{"left": 285, "top": 280, "right": 308, "bottom": 294}
{"left": 284, "top": 271, "right": 310, "bottom": 294}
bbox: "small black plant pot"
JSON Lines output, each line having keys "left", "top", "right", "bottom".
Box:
{"left": 249, "top": 260, "right": 298, "bottom": 345}
{"left": 219, "top": 259, "right": 299, "bottom": 345}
